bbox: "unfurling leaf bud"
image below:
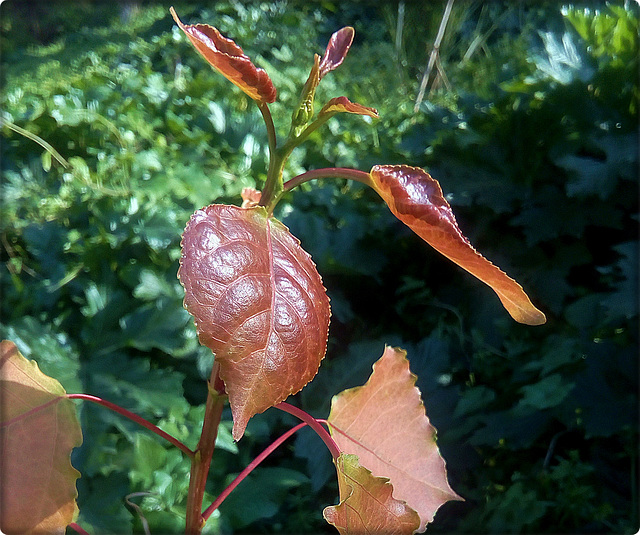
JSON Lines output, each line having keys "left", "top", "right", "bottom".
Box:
{"left": 289, "top": 27, "right": 356, "bottom": 137}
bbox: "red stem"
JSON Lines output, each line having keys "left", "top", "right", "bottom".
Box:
{"left": 66, "top": 393, "right": 194, "bottom": 457}
{"left": 283, "top": 167, "right": 372, "bottom": 192}
{"left": 68, "top": 523, "right": 90, "bottom": 535}
{"left": 201, "top": 422, "right": 308, "bottom": 522}
{"left": 275, "top": 401, "right": 340, "bottom": 459}
{"left": 185, "top": 360, "right": 226, "bottom": 535}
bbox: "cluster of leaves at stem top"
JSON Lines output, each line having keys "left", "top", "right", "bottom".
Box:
{"left": 0, "top": 7, "right": 549, "bottom": 535}
{"left": 172, "top": 6, "right": 544, "bottom": 533}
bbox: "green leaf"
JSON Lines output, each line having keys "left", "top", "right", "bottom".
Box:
{"left": 219, "top": 467, "right": 310, "bottom": 529}
{"left": 453, "top": 385, "right": 496, "bottom": 418}
{"left": 517, "top": 374, "right": 574, "bottom": 411}
{"left": 0, "top": 316, "right": 82, "bottom": 393}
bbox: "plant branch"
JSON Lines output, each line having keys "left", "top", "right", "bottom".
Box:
{"left": 185, "top": 360, "right": 227, "bottom": 535}
{"left": 414, "top": 0, "right": 455, "bottom": 112}
{"left": 258, "top": 101, "right": 277, "bottom": 162}
{"left": 0, "top": 117, "right": 69, "bottom": 168}
{"left": 202, "top": 421, "right": 307, "bottom": 522}
{"left": 283, "top": 112, "right": 332, "bottom": 151}
{"left": 66, "top": 393, "right": 194, "bottom": 457}
{"left": 256, "top": 101, "right": 285, "bottom": 212}
{"left": 283, "top": 167, "right": 373, "bottom": 193}
{"left": 275, "top": 401, "right": 340, "bottom": 459}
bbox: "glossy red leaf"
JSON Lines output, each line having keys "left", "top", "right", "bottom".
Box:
{"left": 319, "top": 27, "right": 355, "bottom": 79}
{"left": 1, "top": 340, "right": 82, "bottom": 534}
{"left": 178, "top": 205, "right": 330, "bottom": 440}
{"left": 328, "top": 346, "right": 462, "bottom": 532}
{"left": 324, "top": 453, "right": 421, "bottom": 535}
{"left": 369, "top": 165, "right": 546, "bottom": 325}
{"left": 170, "top": 7, "right": 276, "bottom": 103}
{"left": 319, "top": 96, "right": 379, "bottom": 119}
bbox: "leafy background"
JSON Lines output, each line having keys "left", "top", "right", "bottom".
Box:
{"left": 1, "top": 1, "right": 638, "bottom": 533}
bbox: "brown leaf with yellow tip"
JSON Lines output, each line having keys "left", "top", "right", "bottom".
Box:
{"left": 0, "top": 340, "right": 82, "bottom": 535}
{"left": 369, "top": 165, "right": 546, "bottom": 325}
{"left": 319, "top": 97, "right": 378, "bottom": 119}
{"left": 170, "top": 7, "right": 276, "bottom": 103}
{"left": 328, "top": 346, "right": 462, "bottom": 532}
{"left": 324, "top": 453, "right": 421, "bottom": 535}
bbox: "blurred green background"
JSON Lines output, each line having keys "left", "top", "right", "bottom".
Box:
{"left": 1, "top": 1, "right": 638, "bottom": 533}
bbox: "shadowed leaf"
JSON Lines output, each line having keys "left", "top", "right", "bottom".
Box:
{"left": 170, "top": 7, "right": 276, "bottom": 103}
{"left": 0, "top": 340, "right": 82, "bottom": 534}
{"left": 369, "top": 165, "right": 546, "bottom": 325}
{"left": 178, "top": 205, "right": 330, "bottom": 440}
{"left": 323, "top": 453, "right": 421, "bottom": 535}
{"left": 328, "top": 345, "right": 462, "bottom": 532}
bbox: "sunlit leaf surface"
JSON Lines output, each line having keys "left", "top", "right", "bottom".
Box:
{"left": 0, "top": 340, "right": 82, "bottom": 534}
{"left": 170, "top": 7, "right": 277, "bottom": 103}
{"left": 178, "top": 205, "right": 330, "bottom": 440}
{"left": 369, "top": 165, "right": 546, "bottom": 325}
{"left": 328, "top": 345, "right": 462, "bottom": 532}
{"left": 324, "top": 453, "right": 421, "bottom": 535}
{"left": 319, "top": 96, "right": 379, "bottom": 119}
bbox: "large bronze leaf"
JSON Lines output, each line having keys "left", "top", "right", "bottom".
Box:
{"left": 178, "top": 205, "right": 330, "bottom": 440}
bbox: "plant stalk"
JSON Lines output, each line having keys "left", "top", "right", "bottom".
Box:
{"left": 257, "top": 103, "right": 342, "bottom": 212}
{"left": 276, "top": 402, "right": 340, "bottom": 459}
{"left": 66, "top": 393, "right": 194, "bottom": 457}
{"left": 202, "top": 422, "right": 308, "bottom": 522}
{"left": 414, "top": 0, "right": 455, "bottom": 112}
{"left": 283, "top": 167, "right": 372, "bottom": 192}
{"left": 257, "top": 101, "right": 285, "bottom": 213}
{"left": 185, "top": 360, "right": 226, "bottom": 535}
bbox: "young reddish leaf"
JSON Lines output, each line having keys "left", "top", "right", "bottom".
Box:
{"left": 0, "top": 340, "right": 82, "bottom": 534}
{"left": 170, "top": 7, "right": 276, "bottom": 103}
{"left": 328, "top": 346, "right": 462, "bottom": 532}
{"left": 319, "top": 96, "right": 379, "bottom": 119}
{"left": 291, "top": 26, "right": 355, "bottom": 134}
{"left": 240, "top": 187, "right": 262, "bottom": 208}
{"left": 324, "top": 453, "right": 421, "bottom": 535}
{"left": 369, "top": 165, "right": 546, "bottom": 325}
{"left": 178, "top": 205, "right": 330, "bottom": 440}
{"left": 319, "top": 27, "right": 355, "bottom": 79}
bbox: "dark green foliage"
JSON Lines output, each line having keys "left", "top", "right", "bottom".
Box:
{"left": 1, "top": 1, "right": 637, "bottom": 533}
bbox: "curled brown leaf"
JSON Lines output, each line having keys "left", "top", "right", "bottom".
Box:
{"left": 170, "top": 7, "right": 276, "bottom": 103}
{"left": 369, "top": 165, "right": 546, "bottom": 325}
{"left": 319, "top": 96, "right": 379, "bottom": 119}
